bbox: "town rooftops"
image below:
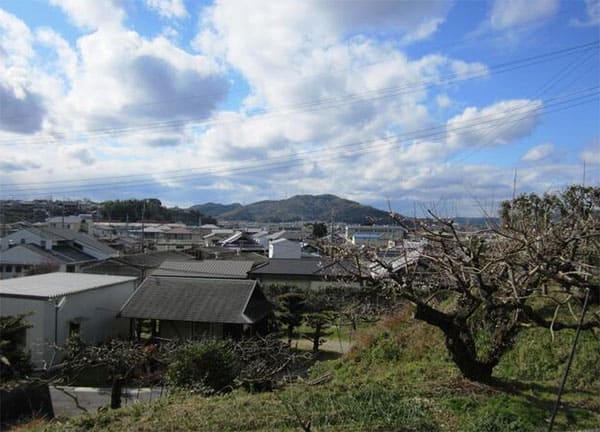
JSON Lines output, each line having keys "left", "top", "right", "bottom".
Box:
{"left": 0, "top": 272, "right": 137, "bottom": 299}
{"left": 154, "top": 260, "right": 254, "bottom": 278}
{"left": 120, "top": 277, "right": 271, "bottom": 324}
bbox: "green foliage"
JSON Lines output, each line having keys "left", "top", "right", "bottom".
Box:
{"left": 0, "top": 314, "right": 32, "bottom": 381}
{"left": 459, "top": 396, "right": 543, "bottom": 432}
{"left": 99, "top": 198, "right": 214, "bottom": 224}
{"left": 312, "top": 222, "right": 327, "bottom": 238}
{"left": 166, "top": 339, "right": 240, "bottom": 395}
{"left": 496, "top": 326, "right": 600, "bottom": 387}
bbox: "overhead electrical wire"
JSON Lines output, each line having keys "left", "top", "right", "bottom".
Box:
{"left": 2, "top": 87, "right": 597, "bottom": 197}
{"left": 0, "top": 40, "right": 597, "bottom": 147}
{"left": 3, "top": 85, "right": 596, "bottom": 190}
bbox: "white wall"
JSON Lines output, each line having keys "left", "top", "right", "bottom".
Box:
{"left": 269, "top": 240, "right": 301, "bottom": 259}
{"left": 0, "top": 279, "right": 136, "bottom": 368}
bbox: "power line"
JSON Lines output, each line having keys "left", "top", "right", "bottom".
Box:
{"left": 2, "top": 88, "right": 596, "bottom": 197}
{"left": 0, "top": 40, "right": 597, "bottom": 147}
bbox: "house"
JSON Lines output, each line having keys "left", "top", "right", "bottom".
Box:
{"left": 119, "top": 277, "right": 272, "bottom": 339}
{"left": 153, "top": 260, "right": 255, "bottom": 279}
{"left": 46, "top": 214, "right": 93, "bottom": 233}
{"left": 269, "top": 238, "right": 301, "bottom": 259}
{"left": 81, "top": 250, "right": 194, "bottom": 279}
{"left": 249, "top": 257, "right": 359, "bottom": 289}
{"left": 0, "top": 243, "right": 97, "bottom": 279}
{"left": 0, "top": 273, "right": 138, "bottom": 368}
{"left": 1, "top": 227, "right": 117, "bottom": 261}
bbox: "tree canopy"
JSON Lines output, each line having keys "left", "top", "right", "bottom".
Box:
{"left": 373, "top": 185, "right": 600, "bottom": 382}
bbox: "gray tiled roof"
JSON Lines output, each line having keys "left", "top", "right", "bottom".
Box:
{"left": 154, "top": 260, "right": 254, "bottom": 278}
{"left": 249, "top": 258, "right": 328, "bottom": 276}
{"left": 120, "top": 277, "right": 270, "bottom": 324}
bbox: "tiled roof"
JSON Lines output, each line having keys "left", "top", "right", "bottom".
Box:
{"left": 154, "top": 260, "right": 254, "bottom": 278}
{"left": 120, "top": 277, "right": 271, "bottom": 324}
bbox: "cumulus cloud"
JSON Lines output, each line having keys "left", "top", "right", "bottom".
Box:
{"left": 522, "top": 143, "right": 554, "bottom": 161}
{"left": 446, "top": 99, "right": 542, "bottom": 149}
{"left": 48, "top": 0, "right": 125, "bottom": 30}
{"left": 146, "top": 0, "right": 188, "bottom": 19}
{"left": 571, "top": 0, "right": 600, "bottom": 27}
{"left": 68, "top": 148, "right": 95, "bottom": 165}
{"left": 489, "top": 0, "right": 558, "bottom": 29}
{"left": 0, "top": 83, "right": 46, "bottom": 134}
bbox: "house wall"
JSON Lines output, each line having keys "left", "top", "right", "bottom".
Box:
{"left": 158, "top": 320, "right": 224, "bottom": 339}
{"left": 0, "top": 297, "right": 48, "bottom": 368}
{"left": 269, "top": 240, "right": 301, "bottom": 259}
{"left": 0, "top": 280, "right": 136, "bottom": 369}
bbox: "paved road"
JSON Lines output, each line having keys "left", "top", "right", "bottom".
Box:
{"left": 50, "top": 386, "right": 167, "bottom": 418}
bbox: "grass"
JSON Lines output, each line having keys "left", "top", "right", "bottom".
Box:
{"left": 21, "top": 306, "right": 600, "bottom": 432}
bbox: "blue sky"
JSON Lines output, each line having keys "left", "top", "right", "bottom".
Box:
{"left": 0, "top": 0, "right": 598, "bottom": 216}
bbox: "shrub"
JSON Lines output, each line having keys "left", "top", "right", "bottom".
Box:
{"left": 166, "top": 339, "right": 240, "bottom": 395}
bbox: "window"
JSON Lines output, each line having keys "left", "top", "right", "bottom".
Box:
{"left": 69, "top": 321, "right": 81, "bottom": 338}
{"left": 15, "top": 265, "right": 22, "bottom": 273}
{"left": 66, "top": 265, "right": 75, "bottom": 273}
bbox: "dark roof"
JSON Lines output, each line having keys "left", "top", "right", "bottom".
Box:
{"left": 249, "top": 257, "right": 328, "bottom": 277}
{"left": 119, "top": 250, "right": 193, "bottom": 268}
{"left": 154, "top": 260, "right": 254, "bottom": 278}
{"left": 119, "top": 277, "right": 271, "bottom": 324}
{"left": 81, "top": 259, "right": 144, "bottom": 278}
{"left": 0, "top": 243, "right": 96, "bottom": 265}
{"left": 249, "top": 257, "right": 358, "bottom": 279}
{"left": 24, "top": 227, "right": 116, "bottom": 256}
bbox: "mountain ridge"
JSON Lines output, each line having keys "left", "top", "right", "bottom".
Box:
{"left": 191, "top": 194, "right": 393, "bottom": 223}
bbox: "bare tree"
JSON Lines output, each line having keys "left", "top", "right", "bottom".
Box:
{"left": 368, "top": 185, "right": 599, "bottom": 383}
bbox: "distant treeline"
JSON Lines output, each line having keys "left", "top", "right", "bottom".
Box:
{"left": 99, "top": 199, "right": 216, "bottom": 225}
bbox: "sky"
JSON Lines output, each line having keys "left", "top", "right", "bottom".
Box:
{"left": 0, "top": 0, "right": 598, "bottom": 217}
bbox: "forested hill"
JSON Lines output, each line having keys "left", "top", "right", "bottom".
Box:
{"left": 192, "top": 194, "right": 393, "bottom": 223}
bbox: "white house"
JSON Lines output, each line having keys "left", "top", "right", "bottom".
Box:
{"left": 269, "top": 238, "right": 301, "bottom": 259}
{"left": 0, "top": 273, "right": 137, "bottom": 369}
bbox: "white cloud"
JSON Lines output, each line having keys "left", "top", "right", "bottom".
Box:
{"left": 446, "top": 99, "right": 543, "bottom": 149}
{"left": 571, "top": 0, "right": 600, "bottom": 26}
{"left": 522, "top": 143, "right": 554, "bottom": 161}
{"left": 489, "top": 0, "right": 558, "bottom": 29}
{"left": 580, "top": 139, "right": 600, "bottom": 165}
{"left": 146, "top": 0, "right": 188, "bottom": 19}
{"left": 49, "top": 0, "right": 125, "bottom": 30}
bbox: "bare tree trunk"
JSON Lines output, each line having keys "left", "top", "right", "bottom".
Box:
{"left": 110, "top": 378, "right": 123, "bottom": 409}
{"left": 312, "top": 322, "right": 322, "bottom": 353}
{"left": 414, "top": 304, "right": 497, "bottom": 383}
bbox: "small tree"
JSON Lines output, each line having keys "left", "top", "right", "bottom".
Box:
{"left": 0, "top": 314, "right": 32, "bottom": 381}
{"left": 276, "top": 291, "right": 307, "bottom": 346}
{"left": 312, "top": 222, "right": 328, "bottom": 239}
{"left": 166, "top": 339, "right": 239, "bottom": 395}
{"left": 61, "top": 339, "right": 153, "bottom": 408}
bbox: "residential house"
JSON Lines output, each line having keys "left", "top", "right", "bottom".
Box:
{"left": 1, "top": 227, "right": 117, "bottom": 260}
{"left": 153, "top": 259, "right": 255, "bottom": 279}
{"left": 119, "top": 277, "right": 272, "bottom": 339}
{"left": 0, "top": 273, "right": 137, "bottom": 368}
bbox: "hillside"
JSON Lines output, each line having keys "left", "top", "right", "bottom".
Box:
{"left": 192, "top": 194, "right": 393, "bottom": 223}
{"left": 31, "top": 309, "right": 600, "bottom": 432}
{"left": 190, "top": 202, "right": 243, "bottom": 218}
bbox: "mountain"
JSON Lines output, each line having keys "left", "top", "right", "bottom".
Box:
{"left": 190, "top": 202, "right": 243, "bottom": 217}
{"left": 191, "top": 194, "right": 394, "bottom": 223}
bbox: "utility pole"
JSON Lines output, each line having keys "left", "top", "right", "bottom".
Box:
{"left": 140, "top": 200, "right": 146, "bottom": 253}
{"left": 512, "top": 168, "right": 518, "bottom": 201}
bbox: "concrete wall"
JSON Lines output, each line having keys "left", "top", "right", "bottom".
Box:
{"left": 0, "top": 279, "right": 136, "bottom": 368}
